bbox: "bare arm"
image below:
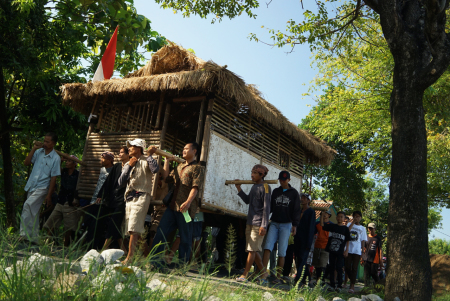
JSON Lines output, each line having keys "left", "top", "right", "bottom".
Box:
{"left": 162, "top": 158, "right": 172, "bottom": 180}
{"left": 320, "top": 211, "right": 324, "bottom": 227}
{"left": 348, "top": 219, "right": 355, "bottom": 231}
{"left": 45, "top": 176, "right": 57, "bottom": 206}
{"left": 179, "top": 187, "right": 199, "bottom": 212}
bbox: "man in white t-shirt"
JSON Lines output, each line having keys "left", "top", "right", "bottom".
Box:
{"left": 344, "top": 210, "right": 367, "bottom": 293}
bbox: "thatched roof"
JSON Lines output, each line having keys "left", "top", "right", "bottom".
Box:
{"left": 61, "top": 44, "right": 335, "bottom": 165}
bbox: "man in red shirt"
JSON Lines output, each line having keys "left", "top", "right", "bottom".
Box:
{"left": 312, "top": 209, "right": 332, "bottom": 285}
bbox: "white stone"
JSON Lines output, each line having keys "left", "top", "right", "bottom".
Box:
{"left": 91, "top": 268, "right": 126, "bottom": 288}
{"left": 28, "top": 253, "right": 54, "bottom": 276}
{"left": 362, "top": 294, "right": 383, "bottom": 301}
{"left": 146, "top": 279, "right": 167, "bottom": 291}
{"left": 53, "top": 273, "right": 85, "bottom": 293}
{"left": 79, "top": 249, "right": 104, "bottom": 274}
{"left": 100, "top": 249, "right": 124, "bottom": 264}
{"left": 262, "top": 292, "right": 276, "bottom": 301}
{"left": 130, "top": 266, "right": 145, "bottom": 285}
{"left": 315, "top": 297, "right": 326, "bottom": 301}
{"left": 296, "top": 298, "right": 305, "bottom": 301}
{"left": 332, "top": 298, "right": 345, "bottom": 301}
{"left": 393, "top": 298, "right": 401, "bottom": 301}
{"left": 348, "top": 298, "right": 362, "bottom": 301}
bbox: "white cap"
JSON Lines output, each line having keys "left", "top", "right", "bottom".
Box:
{"left": 126, "top": 139, "right": 146, "bottom": 150}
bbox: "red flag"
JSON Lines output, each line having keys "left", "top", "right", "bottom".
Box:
{"left": 93, "top": 26, "right": 119, "bottom": 82}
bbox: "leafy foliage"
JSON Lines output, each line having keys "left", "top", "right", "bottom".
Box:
{"left": 429, "top": 239, "right": 450, "bottom": 256}
{"left": 0, "top": 0, "right": 167, "bottom": 226}
{"left": 224, "top": 224, "right": 237, "bottom": 277}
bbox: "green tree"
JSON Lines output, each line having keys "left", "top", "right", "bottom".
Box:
{"left": 0, "top": 0, "right": 166, "bottom": 228}
{"left": 429, "top": 239, "right": 450, "bottom": 256}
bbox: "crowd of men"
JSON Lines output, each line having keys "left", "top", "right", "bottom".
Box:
{"left": 19, "top": 132, "right": 384, "bottom": 291}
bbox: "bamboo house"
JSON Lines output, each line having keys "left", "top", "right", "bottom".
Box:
{"left": 61, "top": 44, "right": 336, "bottom": 218}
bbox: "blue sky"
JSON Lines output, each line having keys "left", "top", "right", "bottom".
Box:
{"left": 131, "top": 1, "right": 449, "bottom": 240}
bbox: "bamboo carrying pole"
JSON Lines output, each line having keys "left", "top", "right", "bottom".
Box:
{"left": 310, "top": 206, "right": 327, "bottom": 212}
{"left": 225, "top": 180, "right": 278, "bottom": 185}
{"left": 151, "top": 149, "right": 185, "bottom": 164}
{"left": 33, "top": 141, "right": 86, "bottom": 166}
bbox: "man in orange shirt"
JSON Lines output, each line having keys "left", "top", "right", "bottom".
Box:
{"left": 312, "top": 209, "right": 332, "bottom": 285}
{"left": 361, "top": 222, "right": 383, "bottom": 287}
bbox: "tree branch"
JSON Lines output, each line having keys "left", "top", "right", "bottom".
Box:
{"left": 363, "top": 0, "right": 380, "bottom": 14}
{"left": 315, "top": 0, "right": 362, "bottom": 39}
{"left": 6, "top": 79, "right": 16, "bottom": 109}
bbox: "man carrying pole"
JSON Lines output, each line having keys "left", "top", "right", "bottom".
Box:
{"left": 118, "top": 139, "right": 159, "bottom": 264}
{"left": 21, "top": 132, "right": 61, "bottom": 243}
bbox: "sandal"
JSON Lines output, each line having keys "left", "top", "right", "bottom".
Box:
{"left": 235, "top": 277, "right": 247, "bottom": 283}
{"left": 348, "top": 288, "right": 355, "bottom": 294}
{"left": 272, "top": 278, "right": 282, "bottom": 284}
{"left": 256, "top": 278, "right": 268, "bottom": 285}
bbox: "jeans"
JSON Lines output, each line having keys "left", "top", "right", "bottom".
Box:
{"left": 263, "top": 222, "right": 292, "bottom": 257}
{"left": 329, "top": 252, "right": 344, "bottom": 288}
{"left": 151, "top": 206, "right": 193, "bottom": 264}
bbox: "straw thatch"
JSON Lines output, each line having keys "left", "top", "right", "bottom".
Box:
{"left": 61, "top": 44, "right": 335, "bottom": 165}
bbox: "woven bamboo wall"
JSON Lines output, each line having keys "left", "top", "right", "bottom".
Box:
{"left": 210, "top": 96, "right": 305, "bottom": 178}
{"left": 77, "top": 131, "right": 161, "bottom": 199}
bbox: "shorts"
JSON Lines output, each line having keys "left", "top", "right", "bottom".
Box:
{"left": 312, "top": 248, "right": 329, "bottom": 268}
{"left": 193, "top": 221, "right": 203, "bottom": 241}
{"left": 124, "top": 193, "right": 151, "bottom": 234}
{"left": 263, "top": 222, "right": 291, "bottom": 257}
{"left": 43, "top": 202, "right": 82, "bottom": 232}
{"left": 245, "top": 224, "right": 264, "bottom": 252}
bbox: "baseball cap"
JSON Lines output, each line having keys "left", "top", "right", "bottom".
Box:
{"left": 126, "top": 139, "right": 146, "bottom": 150}
{"left": 325, "top": 209, "right": 332, "bottom": 216}
{"left": 300, "top": 193, "right": 311, "bottom": 200}
{"left": 278, "top": 171, "right": 290, "bottom": 180}
{"left": 368, "top": 222, "right": 376, "bottom": 228}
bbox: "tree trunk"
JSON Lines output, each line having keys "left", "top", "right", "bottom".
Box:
{"left": 385, "top": 66, "right": 431, "bottom": 300}
{"left": 0, "top": 67, "right": 17, "bottom": 228}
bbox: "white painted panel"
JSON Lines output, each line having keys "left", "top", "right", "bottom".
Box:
{"left": 262, "top": 160, "right": 302, "bottom": 193}
{"left": 202, "top": 132, "right": 302, "bottom": 216}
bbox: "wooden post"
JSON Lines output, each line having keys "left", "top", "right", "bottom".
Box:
{"left": 141, "top": 103, "right": 151, "bottom": 131}
{"left": 196, "top": 99, "right": 206, "bottom": 144}
{"left": 76, "top": 122, "right": 95, "bottom": 192}
{"left": 155, "top": 92, "right": 165, "bottom": 129}
{"left": 200, "top": 98, "right": 214, "bottom": 165}
{"left": 151, "top": 100, "right": 171, "bottom": 201}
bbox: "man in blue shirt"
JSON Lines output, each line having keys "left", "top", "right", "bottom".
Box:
{"left": 21, "top": 132, "right": 61, "bottom": 242}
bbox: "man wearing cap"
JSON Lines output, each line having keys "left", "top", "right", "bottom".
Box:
{"left": 312, "top": 209, "right": 333, "bottom": 285}
{"left": 293, "top": 193, "right": 316, "bottom": 286}
{"left": 261, "top": 171, "right": 301, "bottom": 282}
{"left": 84, "top": 151, "right": 115, "bottom": 249}
{"left": 43, "top": 155, "right": 80, "bottom": 246}
{"left": 234, "top": 164, "right": 271, "bottom": 282}
{"left": 118, "top": 139, "right": 159, "bottom": 264}
{"left": 362, "top": 223, "right": 383, "bottom": 287}
{"left": 21, "top": 132, "right": 61, "bottom": 243}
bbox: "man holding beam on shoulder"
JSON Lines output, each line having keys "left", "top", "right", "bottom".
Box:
{"left": 151, "top": 142, "right": 205, "bottom": 267}
{"left": 118, "top": 139, "right": 159, "bottom": 265}
{"left": 234, "top": 164, "right": 271, "bottom": 284}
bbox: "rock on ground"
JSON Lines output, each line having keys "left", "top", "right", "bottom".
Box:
{"left": 146, "top": 279, "right": 167, "bottom": 291}
{"left": 53, "top": 273, "right": 86, "bottom": 293}
{"left": 348, "top": 298, "right": 362, "bottom": 301}
{"left": 100, "top": 249, "right": 124, "bottom": 264}
{"left": 79, "top": 249, "right": 104, "bottom": 275}
{"left": 362, "top": 294, "right": 384, "bottom": 301}
{"left": 393, "top": 298, "right": 401, "bottom": 301}
{"left": 332, "top": 297, "right": 346, "bottom": 301}
{"left": 262, "top": 292, "right": 276, "bottom": 301}
{"left": 314, "top": 297, "right": 326, "bottom": 301}
{"left": 28, "top": 253, "right": 54, "bottom": 277}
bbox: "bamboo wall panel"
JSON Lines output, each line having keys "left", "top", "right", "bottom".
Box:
{"left": 202, "top": 132, "right": 302, "bottom": 216}
{"left": 211, "top": 96, "right": 305, "bottom": 178}
{"left": 98, "top": 102, "right": 158, "bottom": 133}
{"left": 77, "top": 131, "right": 161, "bottom": 200}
